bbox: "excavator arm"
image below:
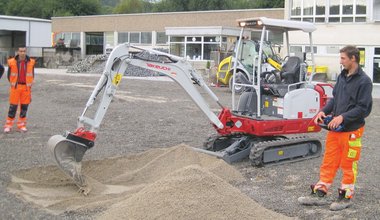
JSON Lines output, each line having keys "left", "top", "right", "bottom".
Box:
{"left": 47, "top": 44, "right": 224, "bottom": 194}
{"left": 80, "top": 44, "right": 223, "bottom": 131}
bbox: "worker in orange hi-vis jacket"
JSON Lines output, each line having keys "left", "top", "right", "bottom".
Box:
{"left": 298, "top": 45, "right": 373, "bottom": 211}
{"left": 1, "top": 46, "right": 35, "bottom": 133}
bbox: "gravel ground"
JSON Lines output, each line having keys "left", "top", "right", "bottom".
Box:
{"left": 0, "top": 69, "right": 379, "bottom": 219}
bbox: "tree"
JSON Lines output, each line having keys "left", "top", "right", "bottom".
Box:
{"left": 5, "top": 0, "right": 49, "bottom": 18}
{"left": 52, "top": 0, "right": 102, "bottom": 17}
{"left": 0, "top": 0, "right": 7, "bottom": 14}
{"left": 113, "top": 0, "right": 153, "bottom": 14}
{"left": 252, "top": 0, "right": 284, "bottom": 8}
{"left": 3, "top": 0, "right": 102, "bottom": 19}
{"left": 152, "top": 0, "right": 233, "bottom": 12}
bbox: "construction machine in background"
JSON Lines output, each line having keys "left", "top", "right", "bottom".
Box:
{"left": 47, "top": 17, "right": 333, "bottom": 194}
{"left": 217, "top": 39, "right": 283, "bottom": 93}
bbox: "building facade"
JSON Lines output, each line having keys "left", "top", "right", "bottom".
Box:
{"left": 284, "top": 0, "right": 380, "bottom": 96}
{"left": 51, "top": 9, "right": 284, "bottom": 60}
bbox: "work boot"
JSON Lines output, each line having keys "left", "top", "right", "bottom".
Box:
{"left": 329, "top": 188, "right": 353, "bottom": 211}
{"left": 4, "top": 127, "right": 11, "bottom": 133}
{"left": 298, "top": 184, "right": 329, "bottom": 206}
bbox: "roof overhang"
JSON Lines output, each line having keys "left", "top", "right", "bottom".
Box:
{"left": 0, "top": 15, "right": 51, "bottom": 23}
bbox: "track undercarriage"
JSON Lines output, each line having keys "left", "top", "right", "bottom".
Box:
{"left": 202, "top": 133, "right": 322, "bottom": 166}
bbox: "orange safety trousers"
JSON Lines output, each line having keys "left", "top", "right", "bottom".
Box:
{"left": 4, "top": 84, "right": 31, "bottom": 129}
{"left": 315, "top": 126, "right": 364, "bottom": 197}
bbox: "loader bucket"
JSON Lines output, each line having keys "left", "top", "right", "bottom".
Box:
{"left": 47, "top": 135, "right": 91, "bottom": 195}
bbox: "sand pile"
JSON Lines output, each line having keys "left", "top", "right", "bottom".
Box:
{"left": 8, "top": 144, "right": 290, "bottom": 219}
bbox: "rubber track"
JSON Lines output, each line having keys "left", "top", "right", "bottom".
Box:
{"left": 249, "top": 136, "right": 322, "bottom": 166}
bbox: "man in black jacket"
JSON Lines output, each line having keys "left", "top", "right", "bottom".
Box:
{"left": 298, "top": 45, "right": 373, "bottom": 211}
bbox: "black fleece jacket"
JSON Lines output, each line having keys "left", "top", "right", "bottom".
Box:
{"left": 322, "top": 66, "right": 372, "bottom": 132}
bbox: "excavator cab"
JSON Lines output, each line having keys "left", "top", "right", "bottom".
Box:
{"left": 232, "top": 17, "right": 321, "bottom": 117}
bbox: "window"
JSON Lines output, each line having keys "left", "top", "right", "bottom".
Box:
{"left": 170, "top": 43, "right": 184, "bottom": 57}
{"left": 374, "top": 0, "right": 380, "bottom": 21}
{"left": 303, "top": 0, "right": 313, "bottom": 16}
{"left": 169, "top": 36, "right": 185, "bottom": 57}
{"left": 305, "top": 46, "right": 318, "bottom": 53}
{"left": 373, "top": 48, "right": 380, "bottom": 83}
{"left": 329, "top": 0, "right": 340, "bottom": 15}
{"left": 342, "top": 0, "right": 354, "bottom": 15}
{"left": 141, "top": 32, "right": 152, "bottom": 44}
{"left": 54, "top": 32, "right": 81, "bottom": 48}
{"left": 290, "top": 46, "right": 302, "bottom": 53}
{"left": 156, "top": 32, "right": 167, "bottom": 44}
{"left": 187, "top": 36, "right": 201, "bottom": 42}
{"left": 291, "top": 0, "right": 301, "bottom": 16}
{"left": 326, "top": 46, "right": 340, "bottom": 54}
{"left": 315, "top": 0, "right": 325, "bottom": 15}
{"left": 130, "top": 32, "right": 140, "bottom": 43}
{"left": 186, "top": 44, "right": 202, "bottom": 60}
{"left": 290, "top": 0, "right": 367, "bottom": 23}
{"left": 105, "top": 32, "right": 114, "bottom": 48}
{"left": 171, "top": 37, "right": 184, "bottom": 42}
{"left": 356, "top": 0, "right": 366, "bottom": 14}
{"left": 118, "top": 32, "right": 129, "bottom": 44}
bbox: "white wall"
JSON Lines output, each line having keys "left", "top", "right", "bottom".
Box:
{"left": 30, "top": 22, "right": 51, "bottom": 47}
{"left": 288, "top": 23, "right": 380, "bottom": 46}
{"left": 0, "top": 19, "right": 29, "bottom": 32}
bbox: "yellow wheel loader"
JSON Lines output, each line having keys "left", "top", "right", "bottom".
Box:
{"left": 217, "top": 40, "right": 282, "bottom": 94}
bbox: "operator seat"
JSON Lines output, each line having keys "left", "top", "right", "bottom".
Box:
{"left": 261, "top": 56, "right": 302, "bottom": 97}
{"left": 280, "top": 56, "right": 302, "bottom": 84}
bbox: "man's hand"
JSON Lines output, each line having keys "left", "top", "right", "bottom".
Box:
{"left": 328, "top": 115, "right": 344, "bottom": 130}
{"left": 314, "top": 111, "right": 326, "bottom": 124}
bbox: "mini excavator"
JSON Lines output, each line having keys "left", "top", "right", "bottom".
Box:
{"left": 47, "top": 17, "right": 333, "bottom": 194}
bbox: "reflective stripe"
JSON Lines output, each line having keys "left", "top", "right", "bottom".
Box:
{"left": 352, "top": 161, "right": 358, "bottom": 184}
{"left": 5, "top": 119, "right": 13, "bottom": 127}
{"left": 349, "top": 137, "right": 362, "bottom": 147}
{"left": 8, "top": 57, "right": 35, "bottom": 88}
{"left": 347, "top": 148, "right": 358, "bottom": 159}
{"left": 341, "top": 183, "right": 355, "bottom": 199}
{"left": 341, "top": 184, "right": 354, "bottom": 190}
{"left": 315, "top": 181, "right": 332, "bottom": 191}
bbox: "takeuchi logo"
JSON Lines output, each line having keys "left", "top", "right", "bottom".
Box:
{"left": 147, "top": 63, "right": 171, "bottom": 71}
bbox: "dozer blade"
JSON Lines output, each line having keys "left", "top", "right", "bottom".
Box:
{"left": 47, "top": 135, "right": 91, "bottom": 195}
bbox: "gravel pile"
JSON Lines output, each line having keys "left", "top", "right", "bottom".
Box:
{"left": 67, "top": 54, "right": 108, "bottom": 73}
{"left": 66, "top": 54, "right": 161, "bottom": 77}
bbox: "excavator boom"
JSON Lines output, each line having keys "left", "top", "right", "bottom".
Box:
{"left": 47, "top": 44, "right": 225, "bottom": 193}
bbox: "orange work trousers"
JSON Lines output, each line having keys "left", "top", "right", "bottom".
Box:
{"left": 317, "top": 126, "right": 364, "bottom": 194}
{"left": 9, "top": 84, "right": 31, "bottom": 105}
{"left": 4, "top": 85, "right": 31, "bottom": 129}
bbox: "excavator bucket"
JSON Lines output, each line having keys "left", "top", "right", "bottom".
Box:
{"left": 47, "top": 134, "right": 91, "bottom": 195}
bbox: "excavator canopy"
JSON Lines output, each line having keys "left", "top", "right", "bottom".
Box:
{"left": 237, "top": 17, "right": 317, "bottom": 33}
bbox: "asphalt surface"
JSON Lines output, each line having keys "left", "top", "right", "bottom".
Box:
{"left": 0, "top": 69, "right": 379, "bottom": 219}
